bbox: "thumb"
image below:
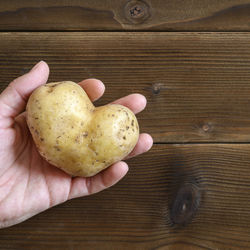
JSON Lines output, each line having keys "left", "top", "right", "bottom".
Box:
{"left": 0, "top": 61, "right": 49, "bottom": 120}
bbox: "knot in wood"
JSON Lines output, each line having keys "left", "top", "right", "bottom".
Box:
{"left": 125, "top": 0, "right": 150, "bottom": 24}
{"left": 130, "top": 5, "right": 144, "bottom": 18}
{"left": 202, "top": 124, "right": 211, "bottom": 132}
{"left": 152, "top": 83, "right": 162, "bottom": 94}
{"left": 170, "top": 182, "right": 201, "bottom": 225}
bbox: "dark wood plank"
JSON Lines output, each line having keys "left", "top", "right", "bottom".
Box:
{"left": 1, "top": 144, "right": 250, "bottom": 249}
{"left": 1, "top": 32, "right": 250, "bottom": 143}
{"left": 1, "top": 0, "right": 250, "bottom": 31}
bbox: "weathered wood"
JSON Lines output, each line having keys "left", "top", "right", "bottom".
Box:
{"left": 1, "top": 0, "right": 250, "bottom": 31}
{"left": 1, "top": 32, "right": 250, "bottom": 142}
{"left": 1, "top": 144, "right": 250, "bottom": 249}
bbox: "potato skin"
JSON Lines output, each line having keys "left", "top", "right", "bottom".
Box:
{"left": 26, "top": 81, "right": 139, "bottom": 177}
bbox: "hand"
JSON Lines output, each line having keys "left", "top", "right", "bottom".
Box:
{"left": 0, "top": 61, "right": 153, "bottom": 228}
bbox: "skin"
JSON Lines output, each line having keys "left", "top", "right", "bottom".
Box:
{"left": 0, "top": 61, "right": 153, "bottom": 228}
{"left": 27, "top": 81, "right": 139, "bottom": 177}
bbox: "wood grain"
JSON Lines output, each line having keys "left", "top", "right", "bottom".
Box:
{"left": 1, "top": 0, "right": 250, "bottom": 31}
{"left": 0, "top": 2, "right": 249, "bottom": 250}
{"left": 1, "top": 144, "right": 250, "bottom": 249}
{"left": 1, "top": 32, "right": 250, "bottom": 143}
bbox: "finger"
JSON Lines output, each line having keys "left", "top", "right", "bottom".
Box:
{"left": 111, "top": 94, "right": 147, "bottom": 114}
{"left": 0, "top": 61, "right": 49, "bottom": 119}
{"left": 68, "top": 161, "right": 128, "bottom": 199}
{"left": 125, "top": 133, "right": 153, "bottom": 159}
{"left": 78, "top": 79, "right": 105, "bottom": 102}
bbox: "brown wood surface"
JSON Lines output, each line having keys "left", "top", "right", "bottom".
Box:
{"left": 1, "top": 32, "right": 250, "bottom": 143}
{"left": 1, "top": 144, "right": 250, "bottom": 249}
{"left": 1, "top": 1, "right": 250, "bottom": 249}
{"left": 1, "top": 0, "right": 250, "bottom": 31}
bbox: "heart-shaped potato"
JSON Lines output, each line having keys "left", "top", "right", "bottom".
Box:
{"left": 26, "top": 81, "right": 139, "bottom": 177}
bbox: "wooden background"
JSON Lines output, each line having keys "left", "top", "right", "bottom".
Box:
{"left": 1, "top": 1, "right": 250, "bottom": 249}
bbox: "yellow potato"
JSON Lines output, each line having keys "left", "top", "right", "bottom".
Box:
{"left": 26, "top": 81, "right": 139, "bottom": 177}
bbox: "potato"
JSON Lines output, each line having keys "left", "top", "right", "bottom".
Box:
{"left": 26, "top": 81, "right": 139, "bottom": 177}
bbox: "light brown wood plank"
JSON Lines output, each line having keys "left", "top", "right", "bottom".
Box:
{"left": 1, "top": 0, "right": 250, "bottom": 31}
{"left": 1, "top": 144, "right": 250, "bottom": 249}
{"left": 1, "top": 32, "right": 250, "bottom": 143}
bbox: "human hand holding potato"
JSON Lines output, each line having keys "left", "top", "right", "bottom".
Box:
{"left": 27, "top": 81, "right": 140, "bottom": 177}
{"left": 0, "top": 61, "right": 153, "bottom": 228}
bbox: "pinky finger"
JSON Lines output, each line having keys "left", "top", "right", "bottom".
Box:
{"left": 68, "top": 161, "right": 128, "bottom": 199}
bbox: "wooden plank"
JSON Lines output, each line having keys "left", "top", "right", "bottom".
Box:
{"left": 1, "top": 0, "right": 250, "bottom": 31}
{"left": 1, "top": 144, "right": 250, "bottom": 249}
{"left": 1, "top": 32, "right": 250, "bottom": 143}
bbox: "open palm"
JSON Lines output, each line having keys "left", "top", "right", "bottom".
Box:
{"left": 0, "top": 61, "right": 153, "bottom": 228}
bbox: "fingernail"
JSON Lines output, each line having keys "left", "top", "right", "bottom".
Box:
{"left": 30, "top": 61, "right": 43, "bottom": 72}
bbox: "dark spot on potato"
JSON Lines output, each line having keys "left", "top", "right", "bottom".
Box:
{"left": 112, "top": 114, "right": 115, "bottom": 117}
{"left": 72, "top": 90, "right": 76, "bottom": 94}
{"left": 71, "top": 126, "right": 74, "bottom": 129}
{"left": 41, "top": 138, "right": 44, "bottom": 141}
{"left": 136, "top": 124, "right": 138, "bottom": 130}
{"left": 35, "top": 129, "right": 39, "bottom": 135}
{"left": 35, "top": 99, "right": 39, "bottom": 103}
{"left": 50, "top": 83, "right": 59, "bottom": 88}
{"left": 81, "top": 122, "right": 84, "bottom": 126}
{"left": 131, "top": 120, "right": 134, "bottom": 126}
{"left": 132, "top": 128, "right": 135, "bottom": 132}
{"left": 54, "top": 146, "right": 60, "bottom": 151}
{"left": 46, "top": 87, "right": 53, "bottom": 93}
{"left": 31, "top": 126, "right": 34, "bottom": 130}
{"left": 38, "top": 107, "right": 41, "bottom": 110}
{"left": 97, "top": 124, "right": 100, "bottom": 128}
{"left": 126, "top": 126, "right": 129, "bottom": 130}
{"left": 35, "top": 117, "right": 39, "bottom": 120}
{"left": 83, "top": 132, "right": 88, "bottom": 137}
{"left": 75, "top": 137, "right": 79, "bottom": 143}
{"left": 118, "top": 109, "right": 121, "bottom": 112}
{"left": 123, "top": 136, "right": 126, "bottom": 140}
{"left": 57, "top": 136, "right": 61, "bottom": 139}
{"left": 103, "top": 160, "right": 106, "bottom": 164}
